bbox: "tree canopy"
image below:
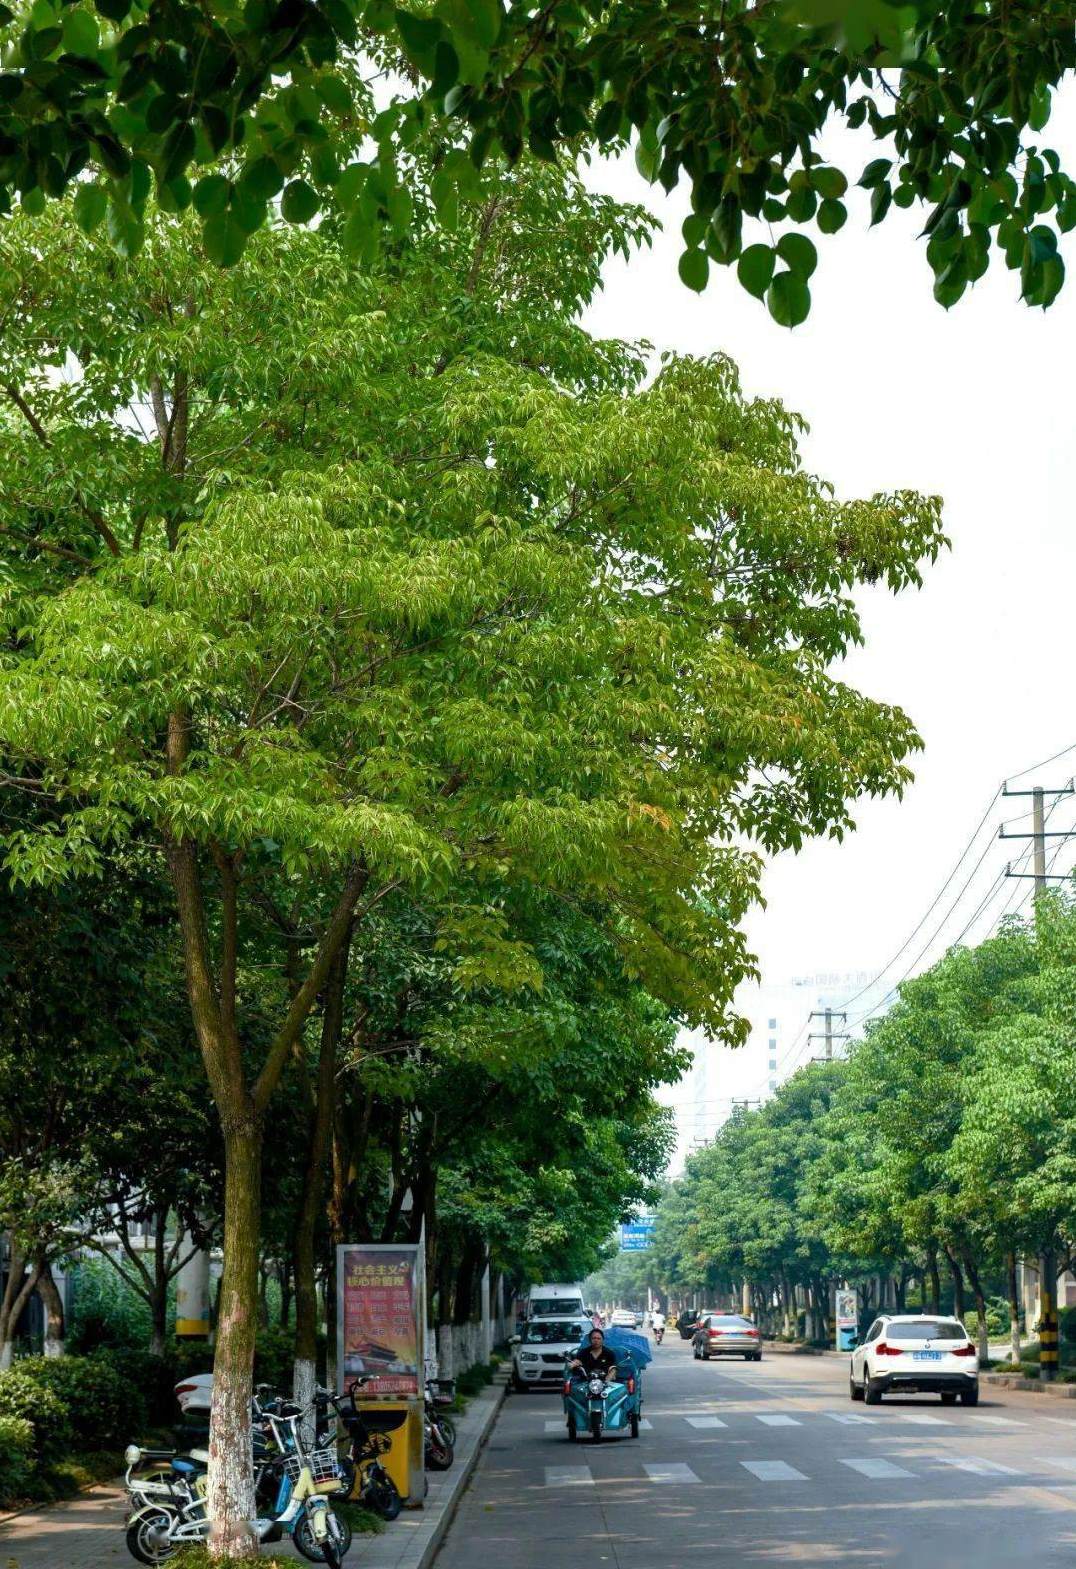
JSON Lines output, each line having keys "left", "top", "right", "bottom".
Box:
{"left": 2, "top": 1, "right": 1075, "bottom": 315}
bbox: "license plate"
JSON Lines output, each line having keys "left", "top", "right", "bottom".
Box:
{"left": 913, "top": 1350, "right": 942, "bottom": 1361}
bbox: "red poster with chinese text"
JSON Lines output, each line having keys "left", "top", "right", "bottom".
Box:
{"left": 340, "top": 1246, "right": 420, "bottom": 1397}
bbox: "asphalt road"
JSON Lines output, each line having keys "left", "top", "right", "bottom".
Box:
{"left": 435, "top": 1334, "right": 1076, "bottom": 1569}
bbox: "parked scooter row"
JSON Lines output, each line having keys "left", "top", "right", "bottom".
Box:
{"left": 124, "top": 1376, "right": 458, "bottom": 1565}
{"left": 124, "top": 1387, "right": 353, "bottom": 1566}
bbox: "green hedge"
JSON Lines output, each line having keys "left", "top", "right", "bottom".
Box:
{"left": 17, "top": 1352, "right": 147, "bottom": 1449}
{"left": 0, "top": 1414, "right": 36, "bottom": 1508}
{"left": 0, "top": 1370, "right": 71, "bottom": 1462}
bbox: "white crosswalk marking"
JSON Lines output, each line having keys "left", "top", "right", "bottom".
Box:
{"left": 1039, "top": 1455, "right": 1076, "bottom": 1473}
{"left": 741, "top": 1460, "right": 807, "bottom": 1482}
{"left": 643, "top": 1463, "right": 700, "bottom": 1484}
{"left": 823, "top": 1411, "right": 877, "bottom": 1425}
{"left": 899, "top": 1414, "right": 950, "bottom": 1426}
{"left": 638, "top": 1418, "right": 653, "bottom": 1430}
{"left": 755, "top": 1413, "right": 801, "bottom": 1426}
{"left": 968, "top": 1414, "right": 1026, "bottom": 1427}
{"left": 930, "top": 1455, "right": 1022, "bottom": 1476}
{"left": 839, "top": 1457, "right": 913, "bottom": 1479}
{"left": 544, "top": 1420, "right": 567, "bottom": 1433}
{"left": 544, "top": 1467, "right": 593, "bottom": 1487}
{"left": 685, "top": 1416, "right": 728, "bottom": 1429}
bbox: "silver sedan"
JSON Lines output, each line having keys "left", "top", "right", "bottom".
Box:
{"left": 692, "top": 1313, "right": 763, "bottom": 1361}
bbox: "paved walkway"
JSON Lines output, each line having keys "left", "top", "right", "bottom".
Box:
{"left": 0, "top": 1379, "right": 504, "bottom": 1569}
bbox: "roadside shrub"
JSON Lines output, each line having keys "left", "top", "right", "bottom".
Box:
{"left": 16, "top": 1353, "right": 146, "bottom": 1449}
{"left": 0, "top": 1369, "right": 71, "bottom": 1461}
{"left": 1060, "top": 1306, "right": 1076, "bottom": 1345}
{"left": 97, "top": 1347, "right": 177, "bottom": 1427}
{"left": 0, "top": 1414, "right": 36, "bottom": 1507}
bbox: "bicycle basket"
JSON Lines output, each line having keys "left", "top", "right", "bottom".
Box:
{"left": 429, "top": 1379, "right": 455, "bottom": 1406}
{"left": 282, "top": 1448, "right": 342, "bottom": 1486}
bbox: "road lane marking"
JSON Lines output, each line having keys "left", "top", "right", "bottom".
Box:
{"left": 968, "top": 1414, "right": 1026, "bottom": 1427}
{"left": 822, "top": 1411, "right": 878, "bottom": 1425}
{"left": 899, "top": 1414, "right": 950, "bottom": 1426}
{"left": 740, "top": 1460, "right": 807, "bottom": 1481}
{"left": 1044, "top": 1417, "right": 1076, "bottom": 1427}
{"left": 755, "top": 1414, "right": 801, "bottom": 1426}
{"left": 839, "top": 1457, "right": 913, "bottom": 1479}
{"left": 544, "top": 1420, "right": 567, "bottom": 1433}
{"left": 544, "top": 1466, "right": 593, "bottom": 1487}
{"left": 643, "top": 1463, "right": 700, "bottom": 1484}
{"left": 685, "top": 1416, "right": 727, "bottom": 1428}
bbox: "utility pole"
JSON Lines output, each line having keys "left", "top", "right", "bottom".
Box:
{"left": 1000, "top": 776, "right": 1076, "bottom": 1383}
{"left": 809, "top": 1009, "right": 848, "bottom": 1062}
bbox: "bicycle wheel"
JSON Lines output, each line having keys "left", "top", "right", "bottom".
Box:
{"left": 293, "top": 1506, "right": 353, "bottom": 1564}
{"left": 125, "top": 1509, "right": 178, "bottom": 1565}
{"left": 365, "top": 1474, "right": 403, "bottom": 1521}
{"left": 436, "top": 1413, "right": 457, "bottom": 1447}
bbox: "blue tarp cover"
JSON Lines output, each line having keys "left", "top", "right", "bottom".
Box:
{"left": 597, "top": 1326, "right": 653, "bottom": 1368}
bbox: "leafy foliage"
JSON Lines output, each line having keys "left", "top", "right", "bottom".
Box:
{"left": 1, "top": 2, "right": 1075, "bottom": 313}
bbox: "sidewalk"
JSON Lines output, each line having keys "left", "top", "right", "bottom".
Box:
{"left": 0, "top": 1377, "right": 506, "bottom": 1569}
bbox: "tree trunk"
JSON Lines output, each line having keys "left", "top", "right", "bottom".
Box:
{"left": 943, "top": 1247, "right": 965, "bottom": 1319}
{"left": 962, "top": 1254, "right": 990, "bottom": 1362}
{"left": 206, "top": 1118, "right": 263, "bottom": 1558}
{"left": 895, "top": 1267, "right": 908, "bottom": 1313}
{"left": 1008, "top": 1253, "right": 1021, "bottom": 1366}
{"left": 0, "top": 1246, "right": 43, "bottom": 1369}
{"left": 928, "top": 1249, "right": 941, "bottom": 1314}
{"left": 38, "top": 1262, "right": 65, "bottom": 1357}
{"left": 278, "top": 1260, "right": 292, "bottom": 1330}
{"left": 293, "top": 934, "right": 348, "bottom": 1429}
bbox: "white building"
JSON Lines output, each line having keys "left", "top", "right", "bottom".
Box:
{"left": 662, "top": 968, "right": 895, "bottom": 1173}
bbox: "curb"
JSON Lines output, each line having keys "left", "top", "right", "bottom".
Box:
{"left": 407, "top": 1374, "right": 507, "bottom": 1569}
{"left": 980, "top": 1372, "right": 1076, "bottom": 1398}
{"left": 761, "top": 1342, "right": 840, "bottom": 1357}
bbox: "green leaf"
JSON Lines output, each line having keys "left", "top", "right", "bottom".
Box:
{"left": 766, "top": 270, "right": 810, "bottom": 328}
{"left": 105, "top": 194, "right": 142, "bottom": 256}
{"left": 240, "top": 155, "right": 284, "bottom": 202}
{"left": 810, "top": 166, "right": 847, "bottom": 199}
{"left": 73, "top": 181, "right": 107, "bottom": 233}
{"left": 341, "top": 206, "right": 379, "bottom": 263}
{"left": 20, "top": 187, "right": 46, "bottom": 215}
{"left": 1029, "top": 82, "right": 1051, "bottom": 133}
{"left": 870, "top": 183, "right": 891, "bottom": 227}
{"left": 776, "top": 231, "right": 817, "bottom": 278}
{"left": 395, "top": 7, "right": 443, "bottom": 73}
{"left": 202, "top": 208, "right": 248, "bottom": 266}
{"left": 61, "top": 9, "right": 99, "bottom": 53}
{"left": 681, "top": 213, "right": 707, "bottom": 248}
{"left": 736, "top": 243, "right": 774, "bottom": 300}
{"left": 817, "top": 197, "right": 846, "bottom": 233}
{"left": 192, "top": 174, "right": 229, "bottom": 217}
{"left": 859, "top": 157, "right": 891, "bottom": 189}
{"left": 678, "top": 246, "right": 709, "bottom": 293}
{"left": 635, "top": 139, "right": 659, "bottom": 183}
{"left": 280, "top": 178, "right": 320, "bottom": 224}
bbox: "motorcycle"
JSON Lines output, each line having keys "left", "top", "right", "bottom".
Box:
{"left": 562, "top": 1357, "right": 642, "bottom": 1443}
{"left": 653, "top": 1325, "right": 665, "bottom": 1345}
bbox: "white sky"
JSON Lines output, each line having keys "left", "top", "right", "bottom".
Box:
{"left": 581, "top": 94, "right": 1076, "bottom": 1136}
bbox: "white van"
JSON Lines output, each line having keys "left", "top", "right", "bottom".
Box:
{"left": 527, "top": 1283, "right": 588, "bottom": 1320}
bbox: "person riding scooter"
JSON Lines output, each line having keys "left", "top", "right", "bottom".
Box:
{"left": 570, "top": 1327, "right": 618, "bottom": 1383}
{"left": 651, "top": 1309, "right": 665, "bottom": 1344}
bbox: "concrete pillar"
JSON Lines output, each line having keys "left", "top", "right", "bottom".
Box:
{"left": 175, "top": 1239, "right": 210, "bottom": 1337}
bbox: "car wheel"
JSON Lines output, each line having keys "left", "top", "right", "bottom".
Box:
{"left": 961, "top": 1384, "right": 979, "bottom": 1407}
{"left": 863, "top": 1368, "right": 882, "bottom": 1405}
{"left": 753, "top": 1353, "right": 762, "bottom": 1362}
{"left": 940, "top": 1391, "right": 958, "bottom": 1406}
{"left": 512, "top": 1372, "right": 527, "bottom": 1393}
{"left": 849, "top": 1368, "right": 864, "bottom": 1402}
{"left": 701, "top": 1348, "right": 710, "bottom": 1360}
{"left": 743, "top": 1354, "right": 752, "bottom": 1362}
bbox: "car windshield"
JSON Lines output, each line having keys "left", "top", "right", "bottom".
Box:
{"left": 531, "top": 1298, "right": 580, "bottom": 1317}
{"left": 523, "top": 1321, "right": 588, "bottom": 1345}
{"left": 887, "top": 1320, "right": 967, "bottom": 1341}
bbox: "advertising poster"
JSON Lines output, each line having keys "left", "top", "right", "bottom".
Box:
{"left": 835, "top": 1289, "right": 858, "bottom": 1329}
{"left": 337, "top": 1243, "right": 424, "bottom": 1398}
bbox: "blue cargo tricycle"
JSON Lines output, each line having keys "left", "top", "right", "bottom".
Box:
{"left": 562, "top": 1329, "right": 649, "bottom": 1443}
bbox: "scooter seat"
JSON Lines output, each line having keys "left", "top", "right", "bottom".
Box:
{"left": 189, "top": 1448, "right": 210, "bottom": 1464}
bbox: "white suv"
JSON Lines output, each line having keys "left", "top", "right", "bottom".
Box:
{"left": 850, "top": 1315, "right": 979, "bottom": 1406}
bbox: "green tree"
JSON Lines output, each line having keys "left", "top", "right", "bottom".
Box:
{"left": 0, "top": 163, "right": 940, "bottom": 1551}
{"left": 3, "top": 2, "right": 1075, "bottom": 313}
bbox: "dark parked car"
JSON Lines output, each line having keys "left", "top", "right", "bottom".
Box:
{"left": 676, "top": 1310, "right": 700, "bottom": 1340}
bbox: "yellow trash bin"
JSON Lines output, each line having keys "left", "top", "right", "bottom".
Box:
{"left": 353, "top": 1402, "right": 422, "bottom": 1503}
